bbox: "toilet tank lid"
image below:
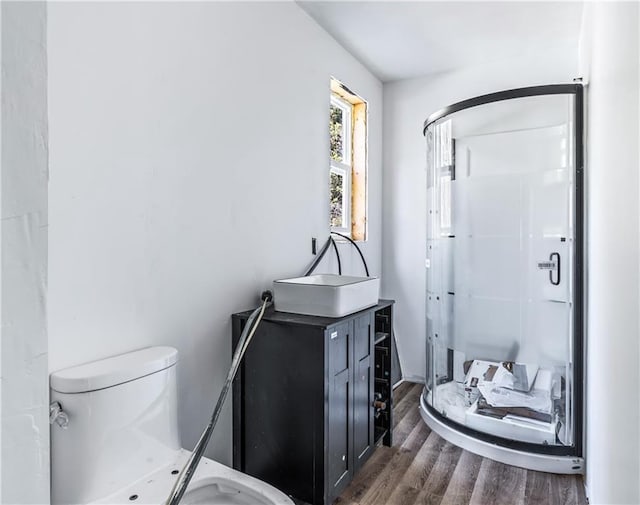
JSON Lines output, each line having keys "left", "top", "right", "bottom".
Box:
{"left": 50, "top": 346, "right": 178, "bottom": 393}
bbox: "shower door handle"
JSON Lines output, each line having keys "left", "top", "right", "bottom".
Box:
{"left": 549, "top": 252, "right": 561, "bottom": 286}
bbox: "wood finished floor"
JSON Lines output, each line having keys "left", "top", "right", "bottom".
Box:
{"left": 335, "top": 382, "right": 587, "bottom": 505}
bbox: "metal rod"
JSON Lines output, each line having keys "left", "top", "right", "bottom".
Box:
{"left": 165, "top": 299, "right": 269, "bottom": 505}
{"left": 303, "top": 236, "right": 333, "bottom": 276}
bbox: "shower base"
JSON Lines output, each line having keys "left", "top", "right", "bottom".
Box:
{"left": 425, "top": 381, "right": 558, "bottom": 445}
{"left": 419, "top": 389, "right": 584, "bottom": 474}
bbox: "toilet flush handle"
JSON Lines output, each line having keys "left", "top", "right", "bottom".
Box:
{"left": 49, "top": 401, "right": 69, "bottom": 429}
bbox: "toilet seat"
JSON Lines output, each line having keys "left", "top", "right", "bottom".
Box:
{"left": 93, "top": 450, "right": 293, "bottom": 505}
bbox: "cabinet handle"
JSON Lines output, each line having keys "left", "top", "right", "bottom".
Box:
{"left": 342, "top": 455, "right": 346, "bottom": 461}
{"left": 331, "top": 331, "right": 338, "bottom": 340}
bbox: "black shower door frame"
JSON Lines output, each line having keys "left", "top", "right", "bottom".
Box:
{"left": 422, "top": 84, "right": 584, "bottom": 458}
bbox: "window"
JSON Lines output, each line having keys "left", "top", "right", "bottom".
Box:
{"left": 330, "top": 95, "right": 352, "bottom": 232}
{"left": 329, "top": 78, "right": 367, "bottom": 240}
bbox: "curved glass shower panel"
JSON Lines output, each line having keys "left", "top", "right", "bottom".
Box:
{"left": 425, "top": 92, "right": 577, "bottom": 448}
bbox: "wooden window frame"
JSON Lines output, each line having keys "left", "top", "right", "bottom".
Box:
{"left": 330, "top": 77, "right": 368, "bottom": 241}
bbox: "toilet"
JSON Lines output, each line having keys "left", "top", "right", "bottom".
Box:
{"left": 50, "top": 346, "right": 293, "bottom": 505}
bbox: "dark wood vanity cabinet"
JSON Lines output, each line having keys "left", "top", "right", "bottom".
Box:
{"left": 232, "top": 300, "right": 394, "bottom": 505}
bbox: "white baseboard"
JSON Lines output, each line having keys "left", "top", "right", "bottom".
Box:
{"left": 401, "top": 374, "right": 425, "bottom": 384}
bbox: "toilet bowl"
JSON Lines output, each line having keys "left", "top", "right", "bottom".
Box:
{"left": 50, "top": 347, "right": 293, "bottom": 505}
{"left": 93, "top": 450, "right": 292, "bottom": 505}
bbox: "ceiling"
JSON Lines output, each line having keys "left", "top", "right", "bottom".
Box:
{"left": 297, "top": 1, "right": 584, "bottom": 82}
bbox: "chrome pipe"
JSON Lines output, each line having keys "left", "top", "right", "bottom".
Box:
{"left": 165, "top": 298, "right": 270, "bottom": 505}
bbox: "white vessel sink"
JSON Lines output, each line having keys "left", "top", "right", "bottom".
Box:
{"left": 273, "top": 274, "right": 380, "bottom": 318}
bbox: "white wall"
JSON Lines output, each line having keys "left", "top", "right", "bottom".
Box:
{"left": 381, "top": 53, "right": 579, "bottom": 381}
{"left": 1, "top": 2, "right": 49, "bottom": 503}
{"left": 578, "top": 3, "right": 640, "bottom": 503}
{"left": 47, "top": 2, "right": 382, "bottom": 465}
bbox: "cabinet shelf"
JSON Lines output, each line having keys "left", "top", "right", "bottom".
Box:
{"left": 374, "top": 332, "right": 389, "bottom": 345}
{"left": 374, "top": 427, "right": 388, "bottom": 445}
{"left": 373, "top": 304, "right": 394, "bottom": 448}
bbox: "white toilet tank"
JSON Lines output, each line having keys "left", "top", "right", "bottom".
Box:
{"left": 50, "top": 347, "right": 182, "bottom": 504}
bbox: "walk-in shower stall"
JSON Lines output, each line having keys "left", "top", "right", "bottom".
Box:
{"left": 420, "top": 85, "right": 584, "bottom": 473}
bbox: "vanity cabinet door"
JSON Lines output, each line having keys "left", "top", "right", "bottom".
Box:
{"left": 352, "top": 314, "right": 374, "bottom": 471}
{"left": 327, "top": 321, "right": 352, "bottom": 500}
{"left": 328, "top": 366, "right": 351, "bottom": 495}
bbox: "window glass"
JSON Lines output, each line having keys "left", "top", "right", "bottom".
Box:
{"left": 330, "top": 170, "right": 345, "bottom": 228}
{"left": 330, "top": 104, "right": 344, "bottom": 162}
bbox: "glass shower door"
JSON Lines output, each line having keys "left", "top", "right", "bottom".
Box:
{"left": 424, "top": 89, "right": 581, "bottom": 450}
